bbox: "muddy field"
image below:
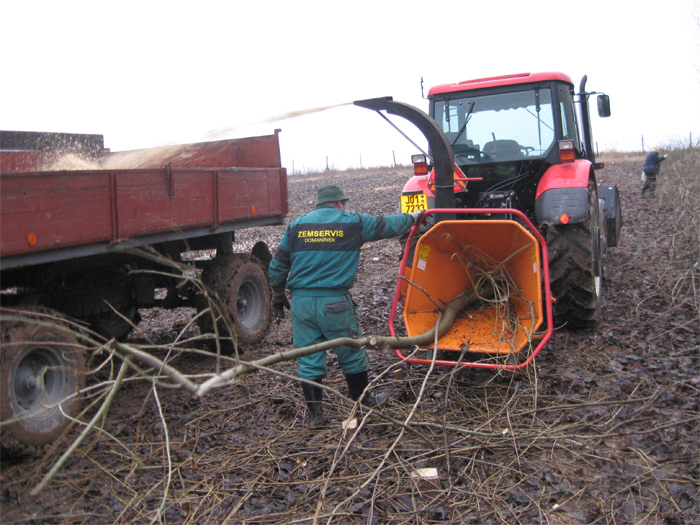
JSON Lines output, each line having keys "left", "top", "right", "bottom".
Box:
{"left": 1, "top": 157, "right": 698, "bottom": 524}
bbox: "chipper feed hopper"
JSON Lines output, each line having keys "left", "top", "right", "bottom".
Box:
{"left": 393, "top": 208, "right": 552, "bottom": 369}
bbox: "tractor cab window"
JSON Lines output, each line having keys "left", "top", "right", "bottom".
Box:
{"left": 433, "top": 87, "right": 555, "bottom": 164}
{"left": 557, "top": 83, "right": 581, "bottom": 148}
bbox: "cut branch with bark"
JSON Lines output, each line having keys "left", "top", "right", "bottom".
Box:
{"left": 115, "top": 278, "right": 493, "bottom": 398}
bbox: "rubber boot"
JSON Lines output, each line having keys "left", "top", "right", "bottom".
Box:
{"left": 345, "top": 371, "right": 387, "bottom": 408}
{"left": 301, "top": 379, "right": 326, "bottom": 428}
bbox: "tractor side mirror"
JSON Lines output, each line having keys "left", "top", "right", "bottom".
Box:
{"left": 597, "top": 94, "right": 611, "bottom": 117}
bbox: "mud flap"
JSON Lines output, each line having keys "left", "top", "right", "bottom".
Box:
{"left": 535, "top": 187, "right": 589, "bottom": 225}
{"left": 598, "top": 185, "right": 622, "bottom": 247}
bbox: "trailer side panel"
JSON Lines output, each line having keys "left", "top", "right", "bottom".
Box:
{"left": 1, "top": 167, "right": 286, "bottom": 260}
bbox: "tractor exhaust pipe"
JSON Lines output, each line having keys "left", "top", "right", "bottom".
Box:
{"left": 578, "top": 75, "right": 596, "bottom": 164}
{"left": 354, "top": 97, "right": 456, "bottom": 219}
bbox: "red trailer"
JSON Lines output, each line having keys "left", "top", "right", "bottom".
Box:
{"left": 0, "top": 130, "right": 288, "bottom": 451}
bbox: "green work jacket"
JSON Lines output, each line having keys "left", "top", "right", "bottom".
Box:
{"left": 269, "top": 205, "right": 413, "bottom": 296}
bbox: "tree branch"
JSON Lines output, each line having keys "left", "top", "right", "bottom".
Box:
{"left": 195, "top": 282, "right": 489, "bottom": 397}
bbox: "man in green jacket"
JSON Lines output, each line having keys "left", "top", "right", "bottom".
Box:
{"left": 269, "top": 184, "right": 422, "bottom": 427}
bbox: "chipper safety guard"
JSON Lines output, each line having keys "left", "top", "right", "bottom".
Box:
{"left": 389, "top": 208, "right": 553, "bottom": 370}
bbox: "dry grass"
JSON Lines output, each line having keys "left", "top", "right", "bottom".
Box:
{"left": 656, "top": 146, "right": 700, "bottom": 319}
{"left": 596, "top": 151, "right": 646, "bottom": 163}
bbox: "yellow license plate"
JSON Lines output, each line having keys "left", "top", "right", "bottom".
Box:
{"left": 400, "top": 193, "right": 428, "bottom": 213}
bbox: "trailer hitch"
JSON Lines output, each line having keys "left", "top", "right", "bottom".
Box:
{"left": 354, "top": 96, "right": 456, "bottom": 218}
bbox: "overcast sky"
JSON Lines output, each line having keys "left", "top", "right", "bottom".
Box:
{"left": 2, "top": 0, "right": 699, "bottom": 172}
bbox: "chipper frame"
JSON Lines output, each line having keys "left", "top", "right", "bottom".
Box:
{"left": 354, "top": 97, "right": 553, "bottom": 369}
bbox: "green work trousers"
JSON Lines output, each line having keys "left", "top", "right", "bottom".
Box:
{"left": 291, "top": 293, "right": 369, "bottom": 380}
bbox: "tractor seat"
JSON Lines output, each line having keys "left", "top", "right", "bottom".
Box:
{"left": 482, "top": 139, "right": 525, "bottom": 160}
{"left": 452, "top": 141, "right": 480, "bottom": 160}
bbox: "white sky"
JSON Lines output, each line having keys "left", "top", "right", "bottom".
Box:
{"left": 2, "top": 0, "right": 699, "bottom": 172}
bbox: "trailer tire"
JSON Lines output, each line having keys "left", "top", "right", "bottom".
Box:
{"left": 90, "top": 306, "right": 140, "bottom": 341}
{"left": 197, "top": 255, "right": 271, "bottom": 346}
{"left": 546, "top": 184, "right": 602, "bottom": 329}
{"left": 0, "top": 312, "right": 85, "bottom": 453}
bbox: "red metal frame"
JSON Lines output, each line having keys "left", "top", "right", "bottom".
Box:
{"left": 389, "top": 208, "right": 553, "bottom": 370}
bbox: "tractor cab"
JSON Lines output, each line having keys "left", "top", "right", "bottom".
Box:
{"left": 406, "top": 73, "right": 611, "bottom": 220}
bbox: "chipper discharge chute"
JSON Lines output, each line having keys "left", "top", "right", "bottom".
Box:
{"left": 389, "top": 208, "right": 553, "bottom": 370}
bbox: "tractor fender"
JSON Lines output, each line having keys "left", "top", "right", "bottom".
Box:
{"left": 402, "top": 175, "right": 434, "bottom": 198}
{"left": 536, "top": 160, "right": 593, "bottom": 225}
{"left": 536, "top": 159, "right": 592, "bottom": 198}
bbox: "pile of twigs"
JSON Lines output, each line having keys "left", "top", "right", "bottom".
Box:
{"left": 3, "top": 298, "right": 690, "bottom": 524}
{"left": 10, "top": 334, "right": 689, "bottom": 523}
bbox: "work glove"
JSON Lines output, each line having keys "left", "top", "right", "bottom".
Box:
{"left": 271, "top": 288, "right": 290, "bottom": 320}
{"left": 409, "top": 210, "right": 425, "bottom": 226}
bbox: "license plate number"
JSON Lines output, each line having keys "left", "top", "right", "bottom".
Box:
{"left": 400, "top": 193, "right": 427, "bottom": 213}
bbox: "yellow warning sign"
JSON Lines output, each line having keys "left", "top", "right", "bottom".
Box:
{"left": 419, "top": 244, "right": 430, "bottom": 261}
{"left": 417, "top": 244, "right": 430, "bottom": 271}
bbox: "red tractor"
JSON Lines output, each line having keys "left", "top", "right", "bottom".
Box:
{"left": 361, "top": 72, "right": 621, "bottom": 330}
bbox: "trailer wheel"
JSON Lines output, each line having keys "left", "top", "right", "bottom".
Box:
{"left": 546, "top": 183, "right": 603, "bottom": 329}
{"left": 0, "top": 313, "right": 85, "bottom": 453}
{"left": 197, "top": 255, "right": 271, "bottom": 346}
{"left": 90, "top": 306, "right": 140, "bottom": 341}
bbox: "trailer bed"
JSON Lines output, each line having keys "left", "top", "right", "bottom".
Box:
{"left": 0, "top": 133, "right": 288, "bottom": 270}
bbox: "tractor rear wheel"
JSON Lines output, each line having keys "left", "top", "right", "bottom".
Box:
{"left": 196, "top": 254, "right": 271, "bottom": 347}
{"left": 0, "top": 311, "right": 86, "bottom": 453}
{"left": 546, "top": 184, "right": 603, "bottom": 329}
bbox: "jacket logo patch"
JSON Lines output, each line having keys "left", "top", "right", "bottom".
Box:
{"left": 298, "top": 229, "right": 344, "bottom": 243}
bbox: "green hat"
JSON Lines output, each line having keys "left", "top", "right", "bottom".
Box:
{"left": 316, "top": 184, "right": 348, "bottom": 206}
